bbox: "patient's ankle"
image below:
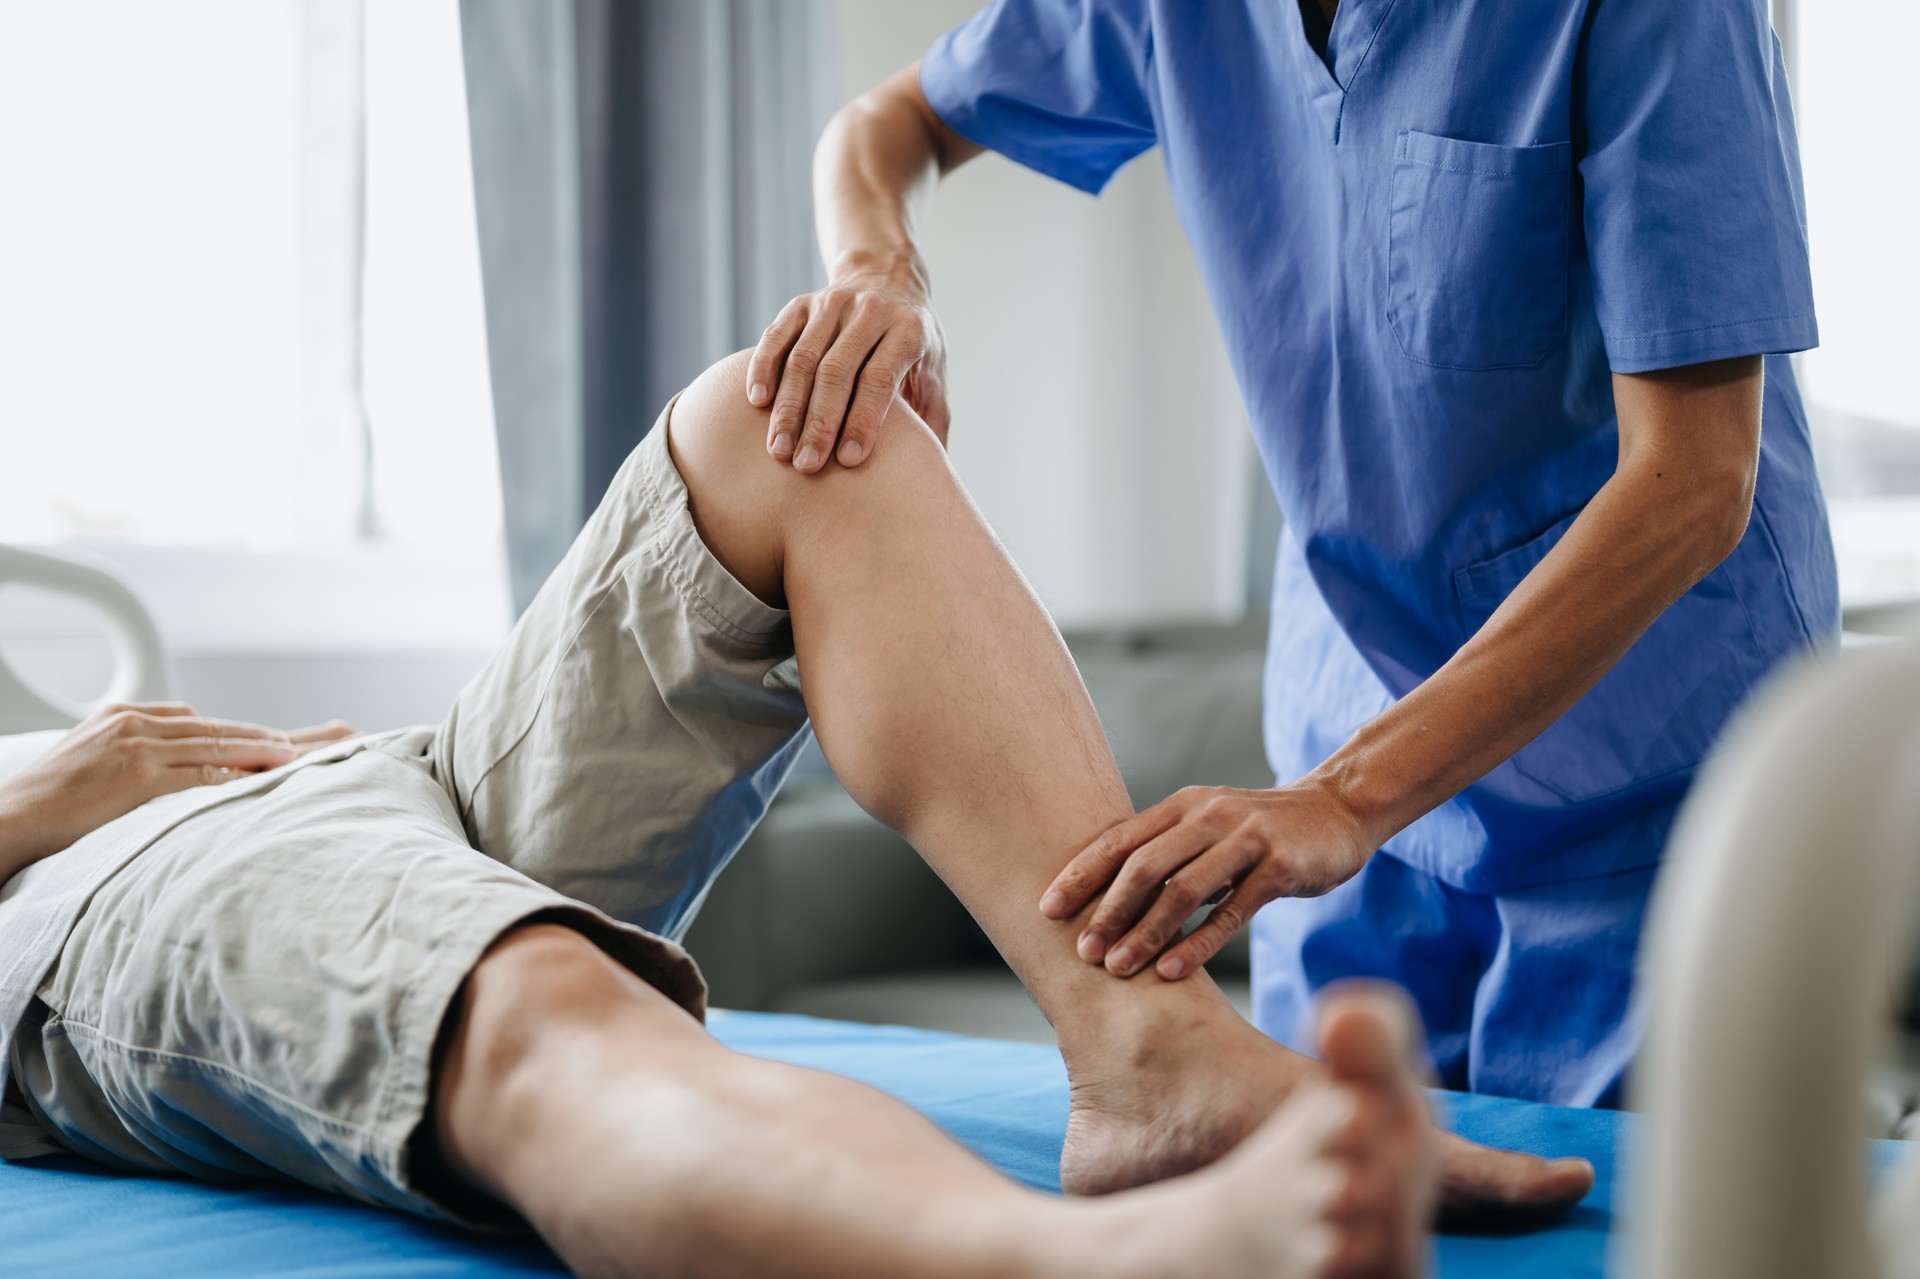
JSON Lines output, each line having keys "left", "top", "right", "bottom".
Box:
{"left": 1052, "top": 965, "right": 1257, "bottom": 1081}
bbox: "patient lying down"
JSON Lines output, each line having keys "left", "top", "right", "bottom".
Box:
{"left": 0, "top": 352, "right": 1589, "bottom": 1278}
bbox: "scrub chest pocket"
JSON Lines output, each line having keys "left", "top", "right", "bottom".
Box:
{"left": 1388, "top": 131, "right": 1572, "bottom": 371}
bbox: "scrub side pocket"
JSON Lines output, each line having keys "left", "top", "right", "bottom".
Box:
{"left": 1452, "top": 510, "right": 1765, "bottom": 804}
{"left": 1387, "top": 131, "right": 1571, "bottom": 371}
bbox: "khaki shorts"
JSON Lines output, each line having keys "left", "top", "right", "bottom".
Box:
{"left": 7, "top": 402, "right": 812, "bottom": 1224}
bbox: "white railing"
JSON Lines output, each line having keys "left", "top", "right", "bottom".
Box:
{"left": 0, "top": 545, "right": 171, "bottom": 731}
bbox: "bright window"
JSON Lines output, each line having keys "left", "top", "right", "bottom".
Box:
{"left": 0, "top": 0, "right": 502, "bottom": 559}
{"left": 1792, "top": 0, "right": 1920, "bottom": 609}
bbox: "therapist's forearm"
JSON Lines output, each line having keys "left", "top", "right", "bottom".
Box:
{"left": 813, "top": 64, "right": 979, "bottom": 293}
{"left": 1313, "top": 360, "right": 1765, "bottom": 847}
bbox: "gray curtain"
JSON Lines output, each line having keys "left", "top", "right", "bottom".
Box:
{"left": 460, "top": 0, "right": 835, "bottom": 612}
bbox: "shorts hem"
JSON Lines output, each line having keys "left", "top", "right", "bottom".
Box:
{"left": 369, "top": 897, "right": 706, "bottom": 1230}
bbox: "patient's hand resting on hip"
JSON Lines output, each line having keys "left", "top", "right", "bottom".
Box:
{"left": 0, "top": 703, "right": 355, "bottom": 884}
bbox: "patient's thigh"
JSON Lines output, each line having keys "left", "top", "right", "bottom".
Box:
{"left": 13, "top": 747, "right": 699, "bottom": 1222}
{"left": 431, "top": 403, "right": 811, "bottom": 940}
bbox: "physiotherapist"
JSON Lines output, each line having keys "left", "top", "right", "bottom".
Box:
{"left": 746, "top": 0, "right": 1838, "bottom": 1107}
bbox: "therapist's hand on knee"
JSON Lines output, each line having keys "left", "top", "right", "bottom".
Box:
{"left": 746, "top": 272, "right": 950, "bottom": 474}
{"left": 1040, "top": 782, "right": 1372, "bottom": 981}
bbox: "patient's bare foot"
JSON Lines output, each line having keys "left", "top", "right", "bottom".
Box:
{"left": 1059, "top": 999, "right": 1292, "bottom": 1195}
{"left": 1058, "top": 989, "right": 1594, "bottom": 1220}
{"left": 1113, "top": 987, "right": 1436, "bottom": 1279}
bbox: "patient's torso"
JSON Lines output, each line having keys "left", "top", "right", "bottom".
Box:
{"left": 0, "top": 727, "right": 447, "bottom": 1119}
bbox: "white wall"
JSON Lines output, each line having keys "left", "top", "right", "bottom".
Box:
{"left": 1789, "top": 0, "right": 1920, "bottom": 608}
{"left": 1796, "top": 0, "right": 1920, "bottom": 434}
{"left": 834, "top": 2, "right": 1257, "bottom": 628}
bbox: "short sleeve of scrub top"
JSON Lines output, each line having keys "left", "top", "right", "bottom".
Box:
{"left": 919, "top": 0, "right": 1157, "bottom": 196}
{"left": 1578, "top": 0, "right": 1817, "bottom": 371}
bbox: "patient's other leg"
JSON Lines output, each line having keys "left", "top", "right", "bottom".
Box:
{"left": 434, "top": 924, "right": 1436, "bottom": 1279}
{"left": 667, "top": 353, "right": 1590, "bottom": 1212}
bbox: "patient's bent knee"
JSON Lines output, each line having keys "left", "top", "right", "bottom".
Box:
{"left": 662, "top": 348, "right": 955, "bottom": 606}
{"left": 676, "top": 350, "right": 772, "bottom": 458}
{"left": 673, "top": 348, "right": 944, "bottom": 499}
{"left": 665, "top": 351, "right": 793, "bottom": 604}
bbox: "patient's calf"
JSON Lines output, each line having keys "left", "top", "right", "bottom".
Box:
{"left": 664, "top": 351, "right": 1592, "bottom": 1216}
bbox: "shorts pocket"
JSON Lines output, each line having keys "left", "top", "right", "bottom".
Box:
{"left": 1388, "top": 130, "right": 1571, "bottom": 370}
{"left": 1453, "top": 511, "right": 1765, "bottom": 803}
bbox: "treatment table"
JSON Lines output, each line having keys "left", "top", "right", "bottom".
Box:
{"left": 3, "top": 548, "right": 1917, "bottom": 1275}
{"left": 3, "top": 1008, "right": 1907, "bottom": 1278}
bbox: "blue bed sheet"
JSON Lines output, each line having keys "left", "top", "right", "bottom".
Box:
{"left": 0, "top": 1010, "right": 1907, "bottom": 1277}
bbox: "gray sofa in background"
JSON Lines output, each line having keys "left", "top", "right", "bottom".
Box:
{"left": 682, "top": 619, "right": 1272, "bottom": 1043}
{"left": 685, "top": 610, "right": 1920, "bottom": 1139}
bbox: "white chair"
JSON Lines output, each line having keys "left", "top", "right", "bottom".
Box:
{"left": 1629, "top": 632, "right": 1920, "bottom": 1278}
{"left": 0, "top": 545, "right": 171, "bottom": 733}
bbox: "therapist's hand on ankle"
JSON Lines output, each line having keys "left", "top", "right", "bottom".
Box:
{"left": 746, "top": 256, "right": 950, "bottom": 474}
{"left": 1040, "top": 780, "right": 1373, "bottom": 980}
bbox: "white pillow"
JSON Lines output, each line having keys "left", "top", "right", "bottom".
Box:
{"left": 0, "top": 730, "right": 64, "bottom": 786}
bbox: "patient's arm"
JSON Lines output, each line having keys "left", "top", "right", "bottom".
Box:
{"left": 0, "top": 703, "right": 353, "bottom": 883}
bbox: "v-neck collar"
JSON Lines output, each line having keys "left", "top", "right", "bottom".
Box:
{"left": 1283, "top": 0, "right": 1396, "bottom": 135}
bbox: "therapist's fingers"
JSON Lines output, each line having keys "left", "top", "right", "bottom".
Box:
{"left": 1101, "top": 840, "right": 1263, "bottom": 977}
{"left": 752, "top": 299, "right": 811, "bottom": 462}
{"left": 837, "top": 327, "right": 922, "bottom": 467}
{"left": 1041, "top": 804, "right": 1181, "bottom": 919}
{"left": 1155, "top": 880, "right": 1266, "bottom": 980}
{"left": 1078, "top": 822, "right": 1218, "bottom": 962}
{"left": 748, "top": 296, "right": 807, "bottom": 416}
{"left": 769, "top": 301, "right": 845, "bottom": 467}
{"left": 803, "top": 304, "right": 891, "bottom": 469}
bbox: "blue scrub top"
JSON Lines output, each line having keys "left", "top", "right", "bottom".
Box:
{"left": 922, "top": 0, "right": 1839, "bottom": 892}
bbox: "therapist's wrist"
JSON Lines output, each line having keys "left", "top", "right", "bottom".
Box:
{"left": 1301, "top": 750, "right": 1405, "bottom": 861}
{"left": 827, "top": 246, "right": 930, "bottom": 299}
{"left": 1311, "top": 681, "right": 1489, "bottom": 852}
